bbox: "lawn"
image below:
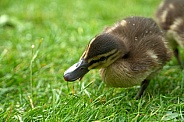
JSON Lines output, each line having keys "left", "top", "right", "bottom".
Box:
{"left": 0, "top": 0, "right": 184, "bottom": 121}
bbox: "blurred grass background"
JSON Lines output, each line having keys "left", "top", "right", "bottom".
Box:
{"left": 0, "top": 0, "right": 183, "bottom": 121}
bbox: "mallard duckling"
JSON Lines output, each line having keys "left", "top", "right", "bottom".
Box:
{"left": 155, "top": 0, "right": 184, "bottom": 68}
{"left": 64, "top": 16, "right": 171, "bottom": 99}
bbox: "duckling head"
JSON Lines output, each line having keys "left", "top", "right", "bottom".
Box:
{"left": 64, "top": 33, "right": 128, "bottom": 81}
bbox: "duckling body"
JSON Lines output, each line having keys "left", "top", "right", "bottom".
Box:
{"left": 156, "top": 0, "right": 184, "bottom": 67}
{"left": 64, "top": 16, "right": 171, "bottom": 98}
{"left": 100, "top": 17, "right": 171, "bottom": 88}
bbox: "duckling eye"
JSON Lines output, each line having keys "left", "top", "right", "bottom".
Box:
{"left": 99, "top": 56, "right": 106, "bottom": 61}
{"left": 80, "top": 67, "right": 84, "bottom": 70}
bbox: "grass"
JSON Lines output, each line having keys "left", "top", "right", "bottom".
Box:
{"left": 0, "top": 0, "right": 184, "bottom": 121}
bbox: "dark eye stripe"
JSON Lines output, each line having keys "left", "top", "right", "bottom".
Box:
{"left": 99, "top": 56, "right": 106, "bottom": 61}
{"left": 89, "top": 50, "right": 118, "bottom": 66}
{"left": 89, "top": 59, "right": 100, "bottom": 65}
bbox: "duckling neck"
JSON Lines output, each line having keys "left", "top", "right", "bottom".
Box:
{"left": 115, "top": 37, "right": 129, "bottom": 59}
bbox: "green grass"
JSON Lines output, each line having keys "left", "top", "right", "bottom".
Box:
{"left": 0, "top": 0, "right": 184, "bottom": 121}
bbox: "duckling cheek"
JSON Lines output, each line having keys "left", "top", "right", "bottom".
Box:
{"left": 88, "top": 61, "right": 108, "bottom": 69}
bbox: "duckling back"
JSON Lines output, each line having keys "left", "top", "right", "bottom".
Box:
{"left": 100, "top": 17, "right": 171, "bottom": 87}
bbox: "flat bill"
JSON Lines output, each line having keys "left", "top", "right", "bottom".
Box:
{"left": 63, "top": 59, "right": 89, "bottom": 81}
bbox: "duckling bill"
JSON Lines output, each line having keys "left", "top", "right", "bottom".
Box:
{"left": 64, "top": 16, "right": 171, "bottom": 99}
{"left": 64, "top": 58, "right": 89, "bottom": 81}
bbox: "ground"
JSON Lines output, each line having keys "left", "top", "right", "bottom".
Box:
{"left": 0, "top": 0, "right": 183, "bottom": 121}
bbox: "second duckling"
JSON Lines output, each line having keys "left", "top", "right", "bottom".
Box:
{"left": 64, "top": 16, "right": 171, "bottom": 99}
{"left": 156, "top": 0, "right": 184, "bottom": 68}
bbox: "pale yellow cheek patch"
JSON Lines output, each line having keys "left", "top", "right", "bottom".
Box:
{"left": 87, "top": 49, "right": 117, "bottom": 63}
{"left": 88, "top": 63, "right": 99, "bottom": 70}
{"left": 87, "top": 49, "right": 119, "bottom": 69}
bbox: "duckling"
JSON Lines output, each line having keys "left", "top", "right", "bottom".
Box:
{"left": 155, "top": 0, "right": 184, "bottom": 68}
{"left": 64, "top": 16, "right": 171, "bottom": 99}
